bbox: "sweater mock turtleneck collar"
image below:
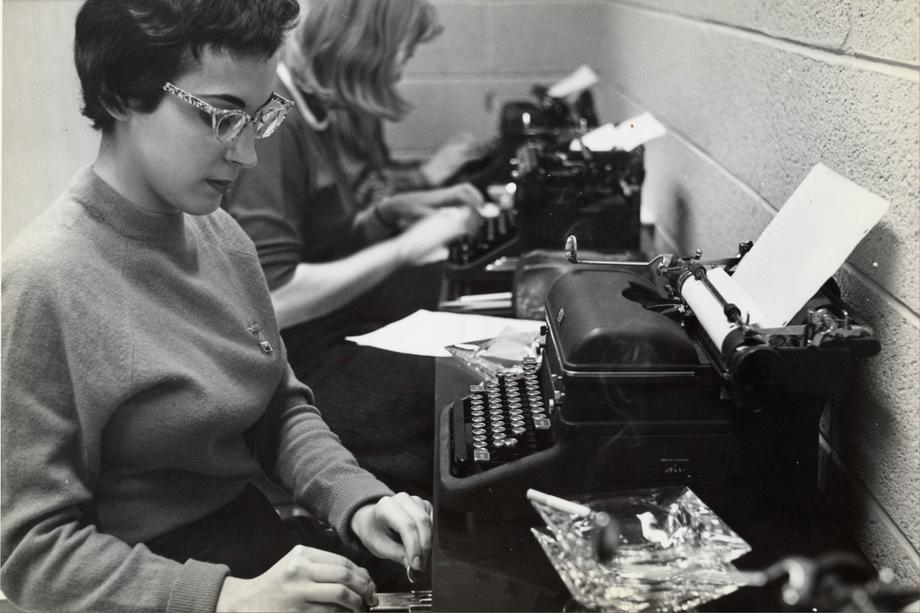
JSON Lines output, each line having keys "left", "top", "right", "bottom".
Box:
{"left": 71, "top": 166, "right": 187, "bottom": 242}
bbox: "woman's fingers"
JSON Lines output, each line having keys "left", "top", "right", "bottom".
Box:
{"left": 376, "top": 496, "right": 422, "bottom": 568}
{"left": 299, "top": 582, "right": 367, "bottom": 612}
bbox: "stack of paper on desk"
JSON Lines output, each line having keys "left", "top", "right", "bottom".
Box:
{"left": 346, "top": 309, "right": 542, "bottom": 357}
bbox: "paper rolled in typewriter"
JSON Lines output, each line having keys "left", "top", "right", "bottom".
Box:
{"left": 680, "top": 267, "right": 766, "bottom": 354}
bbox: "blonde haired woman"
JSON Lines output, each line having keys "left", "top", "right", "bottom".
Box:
{"left": 225, "top": 0, "right": 482, "bottom": 498}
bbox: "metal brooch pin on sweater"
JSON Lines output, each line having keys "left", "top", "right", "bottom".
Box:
{"left": 247, "top": 322, "right": 273, "bottom": 354}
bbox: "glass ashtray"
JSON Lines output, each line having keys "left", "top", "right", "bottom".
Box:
{"left": 529, "top": 487, "right": 754, "bottom": 612}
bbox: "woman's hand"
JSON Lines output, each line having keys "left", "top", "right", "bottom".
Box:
{"left": 394, "top": 207, "right": 475, "bottom": 265}
{"left": 350, "top": 493, "right": 433, "bottom": 574}
{"left": 377, "top": 183, "right": 483, "bottom": 230}
{"left": 216, "top": 546, "right": 376, "bottom": 612}
{"left": 421, "top": 132, "right": 484, "bottom": 186}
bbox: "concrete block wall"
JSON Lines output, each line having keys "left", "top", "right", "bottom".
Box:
{"left": 593, "top": 0, "right": 919, "bottom": 582}
{"left": 387, "top": 0, "right": 608, "bottom": 156}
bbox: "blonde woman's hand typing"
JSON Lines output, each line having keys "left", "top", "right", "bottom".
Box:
{"left": 394, "top": 207, "right": 474, "bottom": 265}
{"left": 376, "top": 183, "right": 483, "bottom": 231}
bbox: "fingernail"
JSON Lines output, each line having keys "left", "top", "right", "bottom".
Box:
{"left": 412, "top": 555, "right": 423, "bottom": 571}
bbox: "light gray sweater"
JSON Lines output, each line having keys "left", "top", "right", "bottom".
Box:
{"left": 1, "top": 167, "right": 392, "bottom": 612}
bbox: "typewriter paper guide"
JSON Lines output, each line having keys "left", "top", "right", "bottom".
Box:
{"left": 731, "top": 163, "right": 889, "bottom": 327}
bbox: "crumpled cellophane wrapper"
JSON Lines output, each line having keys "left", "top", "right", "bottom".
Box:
{"left": 530, "top": 487, "right": 754, "bottom": 612}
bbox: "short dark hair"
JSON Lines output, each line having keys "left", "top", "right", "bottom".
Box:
{"left": 75, "top": 0, "right": 299, "bottom": 132}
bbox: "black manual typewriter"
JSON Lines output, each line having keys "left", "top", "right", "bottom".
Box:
{"left": 438, "top": 239, "right": 881, "bottom": 514}
{"left": 444, "top": 140, "right": 646, "bottom": 298}
{"left": 443, "top": 84, "right": 615, "bottom": 297}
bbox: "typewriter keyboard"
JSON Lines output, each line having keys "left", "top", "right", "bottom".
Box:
{"left": 450, "top": 357, "right": 554, "bottom": 477}
{"left": 447, "top": 204, "right": 516, "bottom": 267}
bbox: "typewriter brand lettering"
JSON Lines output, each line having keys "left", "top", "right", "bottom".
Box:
{"left": 557, "top": 307, "right": 566, "bottom": 325}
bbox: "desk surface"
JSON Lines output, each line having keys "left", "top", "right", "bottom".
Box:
{"left": 431, "top": 358, "right": 869, "bottom": 612}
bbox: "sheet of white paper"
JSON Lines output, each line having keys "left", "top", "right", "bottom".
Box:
{"left": 570, "top": 123, "right": 618, "bottom": 152}
{"left": 732, "top": 163, "right": 889, "bottom": 326}
{"left": 547, "top": 65, "right": 599, "bottom": 98}
{"left": 346, "top": 309, "right": 543, "bottom": 357}
{"left": 570, "top": 112, "right": 666, "bottom": 152}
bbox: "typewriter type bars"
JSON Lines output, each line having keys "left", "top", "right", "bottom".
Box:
{"left": 451, "top": 358, "right": 553, "bottom": 476}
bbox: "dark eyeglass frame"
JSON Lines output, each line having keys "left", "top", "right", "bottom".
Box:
{"left": 162, "top": 82, "right": 294, "bottom": 143}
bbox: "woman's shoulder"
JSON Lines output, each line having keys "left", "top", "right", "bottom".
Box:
{"left": 3, "top": 196, "right": 97, "bottom": 287}
{"left": 193, "top": 206, "right": 261, "bottom": 257}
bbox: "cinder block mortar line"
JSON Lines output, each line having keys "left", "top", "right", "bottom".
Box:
{"left": 606, "top": 82, "right": 920, "bottom": 326}
{"left": 818, "top": 432, "right": 920, "bottom": 571}
{"left": 606, "top": 0, "right": 920, "bottom": 80}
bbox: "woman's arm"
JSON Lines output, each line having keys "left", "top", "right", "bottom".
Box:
{"left": 0, "top": 261, "right": 229, "bottom": 613}
{"left": 368, "top": 183, "right": 483, "bottom": 233}
{"left": 272, "top": 207, "right": 472, "bottom": 329}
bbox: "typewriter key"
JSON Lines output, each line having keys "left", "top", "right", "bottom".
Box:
{"left": 472, "top": 427, "right": 486, "bottom": 436}
{"left": 470, "top": 409, "right": 484, "bottom": 417}
{"left": 472, "top": 440, "right": 488, "bottom": 449}
{"left": 508, "top": 409, "right": 524, "bottom": 418}
{"left": 473, "top": 449, "right": 491, "bottom": 462}
{"left": 472, "top": 417, "right": 485, "bottom": 425}
{"left": 472, "top": 434, "right": 487, "bottom": 443}
{"left": 534, "top": 418, "right": 551, "bottom": 429}
{"left": 512, "top": 426, "right": 527, "bottom": 436}
{"left": 491, "top": 425, "right": 506, "bottom": 434}
{"left": 504, "top": 437, "right": 518, "bottom": 447}
{"left": 492, "top": 432, "right": 506, "bottom": 441}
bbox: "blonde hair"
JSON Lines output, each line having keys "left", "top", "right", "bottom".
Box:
{"left": 287, "top": 0, "right": 442, "bottom": 120}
